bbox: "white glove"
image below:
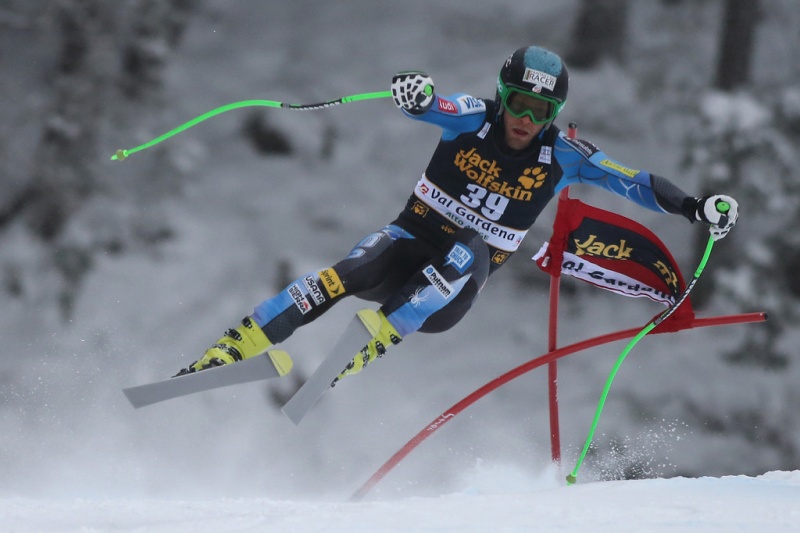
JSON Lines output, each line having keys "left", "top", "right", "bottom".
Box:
{"left": 391, "top": 71, "right": 435, "bottom": 115}
{"left": 696, "top": 195, "right": 739, "bottom": 240}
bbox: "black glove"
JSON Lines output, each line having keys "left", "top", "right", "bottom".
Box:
{"left": 391, "top": 71, "right": 435, "bottom": 115}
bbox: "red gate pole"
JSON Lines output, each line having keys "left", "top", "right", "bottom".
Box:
{"left": 547, "top": 202, "right": 564, "bottom": 464}
{"left": 547, "top": 122, "right": 579, "bottom": 464}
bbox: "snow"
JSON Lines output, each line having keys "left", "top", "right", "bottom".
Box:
{"left": 701, "top": 91, "right": 771, "bottom": 133}
{"left": 2, "top": 470, "right": 799, "bottom": 532}
{"left": 1, "top": 1, "right": 798, "bottom": 531}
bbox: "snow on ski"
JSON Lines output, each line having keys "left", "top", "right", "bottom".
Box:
{"left": 123, "top": 349, "right": 292, "bottom": 408}
{"left": 281, "top": 309, "right": 380, "bottom": 425}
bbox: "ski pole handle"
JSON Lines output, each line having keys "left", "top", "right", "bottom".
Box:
{"left": 713, "top": 199, "right": 731, "bottom": 230}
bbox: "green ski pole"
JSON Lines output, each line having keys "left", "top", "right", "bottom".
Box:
{"left": 111, "top": 90, "right": 392, "bottom": 161}
{"left": 567, "top": 202, "right": 730, "bottom": 485}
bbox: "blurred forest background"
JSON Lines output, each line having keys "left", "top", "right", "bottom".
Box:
{"left": 0, "top": 0, "right": 798, "bottom": 499}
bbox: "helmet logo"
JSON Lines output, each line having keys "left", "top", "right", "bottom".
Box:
{"left": 522, "top": 68, "right": 557, "bottom": 92}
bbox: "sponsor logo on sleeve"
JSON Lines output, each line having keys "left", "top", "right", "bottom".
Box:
{"left": 319, "top": 268, "right": 345, "bottom": 299}
{"left": 599, "top": 159, "right": 640, "bottom": 178}
{"left": 563, "top": 137, "right": 600, "bottom": 158}
{"left": 457, "top": 95, "right": 486, "bottom": 113}
{"left": 438, "top": 98, "right": 458, "bottom": 114}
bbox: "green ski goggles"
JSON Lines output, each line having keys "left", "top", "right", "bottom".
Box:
{"left": 501, "top": 87, "right": 562, "bottom": 124}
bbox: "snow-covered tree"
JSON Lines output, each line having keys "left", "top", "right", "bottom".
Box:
{"left": 0, "top": 0, "right": 197, "bottom": 319}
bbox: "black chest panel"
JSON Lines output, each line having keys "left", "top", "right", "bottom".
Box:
{"left": 397, "top": 121, "right": 562, "bottom": 268}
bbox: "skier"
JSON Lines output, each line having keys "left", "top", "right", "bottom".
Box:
{"left": 176, "top": 45, "right": 738, "bottom": 382}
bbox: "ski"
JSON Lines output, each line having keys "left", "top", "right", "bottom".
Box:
{"left": 281, "top": 309, "right": 380, "bottom": 425}
{"left": 123, "top": 349, "right": 293, "bottom": 409}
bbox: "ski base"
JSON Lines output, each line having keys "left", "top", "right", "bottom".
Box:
{"left": 123, "top": 349, "right": 292, "bottom": 409}
{"left": 281, "top": 309, "right": 380, "bottom": 425}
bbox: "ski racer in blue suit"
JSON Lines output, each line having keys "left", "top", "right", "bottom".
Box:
{"left": 178, "top": 46, "right": 739, "bottom": 383}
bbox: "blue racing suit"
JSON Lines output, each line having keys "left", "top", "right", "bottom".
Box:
{"left": 250, "top": 92, "right": 694, "bottom": 344}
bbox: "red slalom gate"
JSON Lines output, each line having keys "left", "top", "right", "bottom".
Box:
{"left": 350, "top": 311, "right": 766, "bottom": 501}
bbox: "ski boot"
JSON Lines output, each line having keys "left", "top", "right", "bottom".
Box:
{"left": 333, "top": 310, "right": 402, "bottom": 385}
{"left": 176, "top": 317, "right": 272, "bottom": 376}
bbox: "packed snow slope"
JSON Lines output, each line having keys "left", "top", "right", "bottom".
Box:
{"left": 2, "top": 470, "right": 799, "bottom": 532}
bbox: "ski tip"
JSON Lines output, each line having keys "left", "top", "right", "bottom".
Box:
{"left": 121, "top": 387, "right": 142, "bottom": 408}
{"left": 268, "top": 349, "right": 293, "bottom": 376}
